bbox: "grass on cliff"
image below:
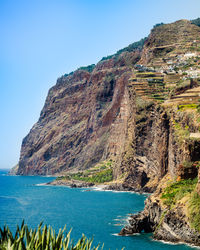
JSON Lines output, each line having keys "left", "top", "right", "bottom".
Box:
{"left": 188, "top": 191, "right": 200, "bottom": 232}
{"left": 0, "top": 221, "right": 102, "bottom": 250}
{"left": 161, "top": 178, "right": 197, "bottom": 207}
{"left": 178, "top": 104, "right": 198, "bottom": 111}
{"left": 161, "top": 178, "right": 200, "bottom": 233}
{"left": 70, "top": 168, "right": 113, "bottom": 184}
{"left": 173, "top": 120, "right": 190, "bottom": 144}
{"left": 58, "top": 161, "right": 113, "bottom": 184}
{"left": 135, "top": 97, "right": 154, "bottom": 111}
{"left": 100, "top": 37, "right": 147, "bottom": 61}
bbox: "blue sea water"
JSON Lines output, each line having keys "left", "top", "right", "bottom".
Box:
{"left": 0, "top": 170, "right": 197, "bottom": 250}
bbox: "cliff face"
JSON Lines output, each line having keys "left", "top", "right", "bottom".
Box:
{"left": 17, "top": 19, "right": 200, "bottom": 183}
{"left": 120, "top": 182, "right": 200, "bottom": 246}
{"left": 16, "top": 18, "right": 200, "bottom": 246}
{"left": 120, "top": 117, "right": 200, "bottom": 245}
{"left": 17, "top": 51, "right": 141, "bottom": 175}
{"left": 118, "top": 20, "right": 200, "bottom": 245}
{"left": 120, "top": 103, "right": 170, "bottom": 192}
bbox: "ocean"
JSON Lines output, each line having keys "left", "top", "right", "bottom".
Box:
{"left": 0, "top": 170, "right": 195, "bottom": 249}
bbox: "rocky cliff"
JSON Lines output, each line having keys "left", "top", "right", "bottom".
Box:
{"left": 16, "top": 19, "right": 200, "bottom": 246}
{"left": 17, "top": 50, "right": 141, "bottom": 175}
{"left": 118, "top": 20, "right": 200, "bottom": 246}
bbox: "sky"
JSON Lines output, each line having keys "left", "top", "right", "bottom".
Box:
{"left": 0, "top": 0, "right": 200, "bottom": 169}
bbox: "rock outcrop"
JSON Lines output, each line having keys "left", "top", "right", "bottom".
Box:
{"left": 120, "top": 192, "right": 200, "bottom": 246}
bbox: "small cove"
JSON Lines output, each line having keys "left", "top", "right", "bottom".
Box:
{"left": 0, "top": 170, "right": 195, "bottom": 250}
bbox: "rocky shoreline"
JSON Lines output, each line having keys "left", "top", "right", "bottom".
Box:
{"left": 46, "top": 179, "right": 95, "bottom": 188}
{"left": 45, "top": 179, "right": 152, "bottom": 193}
{"left": 120, "top": 197, "right": 200, "bottom": 246}
{"left": 28, "top": 176, "right": 200, "bottom": 246}
{"left": 119, "top": 176, "right": 200, "bottom": 246}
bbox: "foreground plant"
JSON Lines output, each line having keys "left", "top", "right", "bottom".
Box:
{"left": 0, "top": 221, "right": 102, "bottom": 250}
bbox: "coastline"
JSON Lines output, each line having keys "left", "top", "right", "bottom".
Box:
{"left": 36, "top": 179, "right": 200, "bottom": 249}
{"left": 43, "top": 178, "right": 151, "bottom": 195}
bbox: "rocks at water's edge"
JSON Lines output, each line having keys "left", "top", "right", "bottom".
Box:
{"left": 46, "top": 179, "right": 94, "bottom": 188}
{"left": 119, "top": 193, "right": 200, "bottom": 246}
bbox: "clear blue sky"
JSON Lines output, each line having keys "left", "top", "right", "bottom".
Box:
{"left": 0, "top": 0, "right": 200, "bottom": 169}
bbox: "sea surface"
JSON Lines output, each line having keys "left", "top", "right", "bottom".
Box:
{"left": 0, "top": 170, "right": 197, "bottom": 250}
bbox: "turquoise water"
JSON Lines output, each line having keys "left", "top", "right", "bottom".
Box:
{"left": 0, "top": 170, "right": 195, "bottom": 250}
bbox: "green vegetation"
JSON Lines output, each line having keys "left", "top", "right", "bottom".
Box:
{"left": 161, "top": 178, "right": 197, "bottom": 207}
{"left": 115, "top": 37, "right": 147, "bottom": 56}
{"left": 155, "top": 211, "right": 167, "bottom": 231}
{"left": 135, "top": 97, "right": 154, "bottom": 112}
{"left": 173, "top": 121, "right": 190, "bottom": 144}
{"left": 188, "top": 191, "right": 200, "bottom": 232}
{"left": 147, "top": 77, "right": 164, "bottom": 83}
{"left": 132, "top": 70, "right": 168, "bottom": 102}
{"left": 77, "top": 64, "right": 96, "bottom": 73}
{"left": 153, "top": 23, "right": 165, "bottom": 29}
{"left": 135, "top": 72, "right": 158, "bottom": 78}
{"left": 150, "top": 93, "right": 165, "bottom": 102}
{"left": 197, "top": 104, "right": 200, "bottom": 113}
{"left": 58, "top": 161, "right": 113, "bottom": 184}
{"left": 63, "top": 64, "right": 95, "bottom": 78}
{"left": 100, "top": 55, "right": 114, "bottom": 61}
{"left": 70, "top": 169, "right": 113, "bottom": 184}
{"left": 182, "top": 161, "right": 194, "bottom": 168}
{"left": 170, "top": 80, "right": 191, "bottom": 97}
{"left": 191, "top": 17, "right": 200, "bottom": 27}
{"left": 178, "top": 104, "right": 198, "bottom": 111}
{"left": 0, "top": 221, "right": 102, "bottom": 250}
{"left": 161, "top": 177, "right": 200, "bottom": 233}
{"left": 100, "top": 37, "right": 147, "bottom": 61}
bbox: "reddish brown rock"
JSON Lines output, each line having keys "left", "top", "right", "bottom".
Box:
{"left": 17, "top": 53, "right": 140, "bottom": 175}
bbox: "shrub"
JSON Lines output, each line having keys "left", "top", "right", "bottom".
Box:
{"left": 71, "top": 169, "right": 113, "bottom": 184}
{"left": 0, "top": 221, "right": 101, "bottom": 250}
{"left": 178, "top": 104, "right": 198, "bottom": 111}
{"left": 173, "top": 121, "right": 190, "bottom": 144}
{"left": 161, "top": 178, "right": 197, "bottom": 207}
{"left": 115, "top": 37, "right": 147, "bottom": 56}
{"left": 100, "top": 37, "right": 147, "bottom": 61}
{"left": 78, "top": 64, "right": 95, "bottom": 73}
{"left": 153, "top": 23, "right": 165, "bottom": 29}
{"left": 191, "top": 18, "right": 200, "bottom": 27}
{"left": 100, "top": 55, "right": 114, "bottom": 61}
{"left": 57, "top": 161, "right": 113, "bottom": 184}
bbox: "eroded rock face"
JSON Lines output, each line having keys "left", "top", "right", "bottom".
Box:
{"left": 121, "top": 105, "right": 170, "bottom": 192}
{"left": 17, "top": 42, "right": 145, "bottom": 176}
{"left": 119, "top": 197, "right": 161, "bottom": 235}
{"left": 120, "top": 194, "right": 200, "bottom": 246}
{"left": 154, "top": 207, "right": 200, "bottom": 245}
{"left": 120, "top": 111, "right": 200, "bottom": 243}
{"left": 17, "top": 63, "right": 134, "bottom": 175}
